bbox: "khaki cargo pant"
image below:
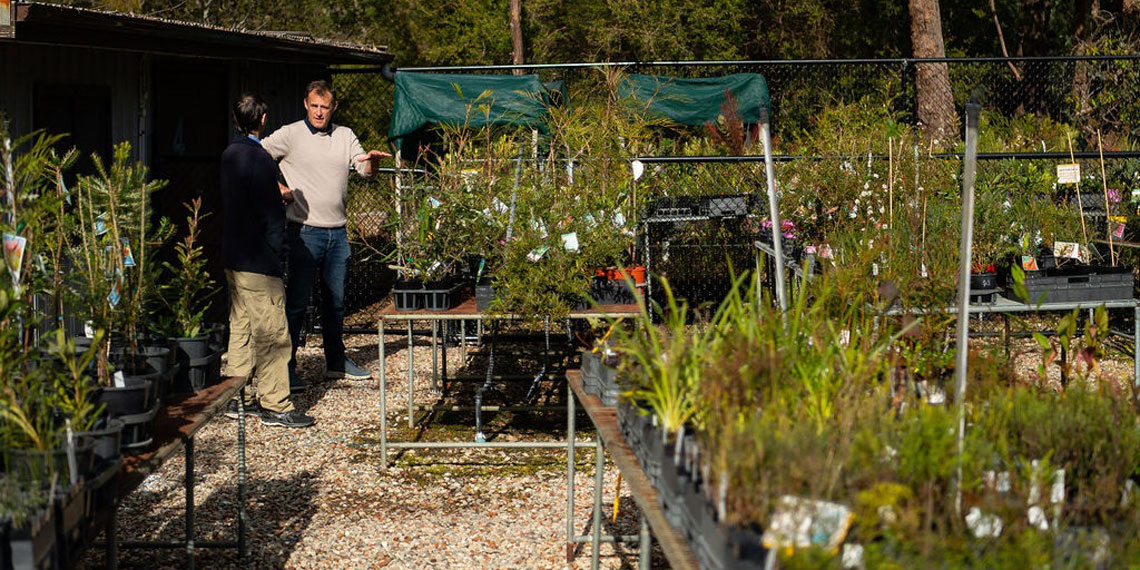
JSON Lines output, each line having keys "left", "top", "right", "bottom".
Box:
{"left": 225, "top": 269, "right": 294, "bottom": 414}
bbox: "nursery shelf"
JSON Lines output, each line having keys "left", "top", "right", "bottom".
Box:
{"left": 95, "top": 375, "right": 251, "bottom": 569}
{"left": 567, "top": 370, "right": 700, "bottom": 570}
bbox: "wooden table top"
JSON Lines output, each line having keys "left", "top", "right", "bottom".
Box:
{"left": 567, "top": 370, "right": 699, "bottom": 570}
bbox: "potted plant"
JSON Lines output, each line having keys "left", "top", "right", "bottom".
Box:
{"left": 156, "top": 198, "right": 217, "bottom": 392}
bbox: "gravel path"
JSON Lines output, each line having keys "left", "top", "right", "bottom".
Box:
{"left": 78, "top": 324, "right": 661, "bottom": 569}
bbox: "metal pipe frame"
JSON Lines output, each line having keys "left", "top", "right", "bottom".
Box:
{"left": 105, "top": 385, "right": 249, "bottom": 569}
{"left": 391, "top": 54, "right": 1140, "bottom": 74}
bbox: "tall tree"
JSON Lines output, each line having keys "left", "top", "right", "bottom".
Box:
{"left": 909, "top": 0, "right": 957, "bottom": 140}
{"left": 510, "top": 0, "right": 524, "bottom": 73}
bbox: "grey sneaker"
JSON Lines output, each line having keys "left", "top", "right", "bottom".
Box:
{"left": 260, "top": 410, "right": 315, "bottom": 428}
{"left": 224, "top": 399, "right": 262, "bottom": 420}
{"left": 326, "top": 358, "right": 372, "bottom": 380}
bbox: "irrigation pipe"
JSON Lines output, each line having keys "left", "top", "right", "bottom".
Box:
{"left": 954, "top": 102, "right": 981, "bottom": 517}
{"left": 759, "top": 107, "right": 787, "bottom": 314}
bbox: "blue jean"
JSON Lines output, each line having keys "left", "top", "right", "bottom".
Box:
{"left": 286, "top": 224, "right": 350, "bottom": 372}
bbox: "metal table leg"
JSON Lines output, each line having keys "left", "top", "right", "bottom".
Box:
{"left": 380, "top": 318, "right": 388, "bottom": 468}
{"left": 237, "top": 386, "right": 247, "bottom": 558}
{"left": 566, "top": 383, "right": 576, "bottom": 563}
{"left": 441, "top": 320, "right": 448, "bottom": 390}
{"left": 591, "top": 437, "right": 604, "bottom": 570}
{"left": 184, "top": 437, "right": 195, "bottom": 570}
{"left": 639, "top": 515, "right": 650, "bottom": 570}
{"left": 407, "top": 321, "right": 414, "bottom": 428}
{"left": 431, "top": 320, "right": 439, "bottom": 392}
{"left": 1134, "top": 303, "right": 1139, "bottom": 389}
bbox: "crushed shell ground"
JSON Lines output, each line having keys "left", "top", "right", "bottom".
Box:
{"left": 76, "top": 309, "right": 1137, "bottom": 569}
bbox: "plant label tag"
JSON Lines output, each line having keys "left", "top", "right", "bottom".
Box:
{"left": 107, "top": 280, "right": 121, "bottom": 307}
{"left": 1054, "top": 241, "right": 1081, "bottom": 260}
{"left": 631, "top": 159, "right": 644, "bottom": 181}
{"left": 120, "top": 238, "right": 136, "bottom": 267}
{"left": 530, "top": 219, "right": 548, "bottom": 238}
{"left": 872, "top": 263, "right": 879, "bottom": 276}
{"left": 1021, "top": 256, "right": 1039, "bottom": 271}
{"left": 1056, "top": 163, "right": 1080, "bottom": 185}
{"left": 3, "top": 233, "right": 26, "bottom": 286}
{"left": 94, "top": 213, "right": 109, "bottom": 235}
{"left": 526, "top": 246, "right": 549, "bottom": 262}
{"left": 920, "top": 263, "right": 928, "bottom": 277}
{"left": 492, "top": 197, "right": 509, "bottom": 215}
{"left": 84, "top": 321, "right": 95, "bottom": 338}
{"left": 113, "top": 370, "right": 126, "bottom": 388}
{"left": 1115, "top": 222, "right": 1127, "bottom": 239}
{"left": 561, "top": 232, "right": 579, "bottom": 252}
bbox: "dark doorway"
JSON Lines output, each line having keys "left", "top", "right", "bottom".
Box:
{"left": 32, "top": 83, "right": 112, "bottom": 179}
{"left": 151, "top": 59, "right": 230, "bottom": 324}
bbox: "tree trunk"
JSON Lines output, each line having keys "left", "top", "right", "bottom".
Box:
{"left": 1018, "top": 0, "right": 1052, "bottom": 56}
{"left": 510, "top": 0, "right": 524, "bottom": 75}
{"left": 909, "top": 0, "right": 956, "bottom": 141}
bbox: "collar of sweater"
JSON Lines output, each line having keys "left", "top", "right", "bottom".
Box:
{"left": 304, "top": 117, "right": 336, "bottom": 135}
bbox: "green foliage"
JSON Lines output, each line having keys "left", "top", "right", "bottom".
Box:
{"left": 157, "top": 198, "right": 213, "bottom": 338}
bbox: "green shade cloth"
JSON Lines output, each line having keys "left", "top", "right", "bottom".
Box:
{"left": 389, "top": 72, "right": 554, "bottom": 149}
{"left": 619, "top": 73, "right": 770, "bottom": 125}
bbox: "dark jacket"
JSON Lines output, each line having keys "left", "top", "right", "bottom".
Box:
{"left": 220, "top": 136, "right": 287, "bottom": 276}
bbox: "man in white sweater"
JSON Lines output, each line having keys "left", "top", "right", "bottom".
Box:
{"left": 262, "top": 79, "right": 389, "bottom": 389}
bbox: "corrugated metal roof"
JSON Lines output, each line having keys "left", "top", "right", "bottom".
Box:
{"left": 10, "top": 1, "right": 392, "bottom": 64}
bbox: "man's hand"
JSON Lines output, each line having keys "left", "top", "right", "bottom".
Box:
{"left": 356, "top": 149, "right": 392, "bottom": 176}
{"left": 278, "top": 182, "right": 294, "bottom": 204}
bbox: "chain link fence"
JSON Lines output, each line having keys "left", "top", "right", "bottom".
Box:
{"left": 329, "top": 57, "right": 1140, "bottom": 318}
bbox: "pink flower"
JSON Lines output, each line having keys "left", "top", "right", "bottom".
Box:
{"left": 1108, "top": 188, "right": 1122, "bottom": 203}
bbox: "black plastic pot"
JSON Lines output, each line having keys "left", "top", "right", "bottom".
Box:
{"left": 475, "top": 276, "right": 506, "bottom": 312}
{"left": 5, "top": 437, "right": 97, "bottom": 485}
{"left": 76, "top": 417, "right": 125, "bottom": 468}
{"left": 95, "top": 377, "right": 155, "bottom": 418}
{"left": 4, "top": 505, "right": 56, "bottom": 570}
{"left": 969, "top": 271, "right": 998, "bottom": 291}
{"left": 119, "top": 405, "right": 159, "bottom": 455}
{"left": 170, "top": 334, "right": 212, "bottom": 393}
{"left": 206, "top": 322, "right": 228, "bottom": 352}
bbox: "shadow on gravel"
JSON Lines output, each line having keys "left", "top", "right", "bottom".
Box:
{"left": 570, "top": 496, "right": 664, "bottom": 570}
{"left": 78, "top": 470, "right": 320, "bottom": 569}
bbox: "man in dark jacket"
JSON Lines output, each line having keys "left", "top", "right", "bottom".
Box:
{"left": 220, "top": 93, "right": 314, "bottom": 429}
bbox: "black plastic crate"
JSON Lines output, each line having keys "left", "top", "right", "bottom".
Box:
{"left": 392, "top": 280, "right": 423, "bottom": 311}
{"left": 1006, "top": 265, "right": 1133, "bottom": 304}
{"left": 423, "top": 282, "right": 465, "bottom": 312}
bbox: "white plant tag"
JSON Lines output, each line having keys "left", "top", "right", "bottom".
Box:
{"left": 631, "top": 159, "right": 644, "bottom": 181}
{"left": 561, "top": 232, "right": 579, "bottom": 252}
{"left": 84, "top": 321, "right": 96, "bottom": 338}
{"left": 492, "top": 197, "right": 509, "bottom": 215}
{"left": 1027, "top": 505, "right": 1049, "bottom": 531}
{"left": 113, "top": 370, "right": 126, "bottom": 388}
{"left": 1056, "top": 163, "right": 1080, "bottom": 185}
{"left": 966, "top": 507, "right": 1003, "bottom": 538}
{"left": 526, "top": 246, "right": 549, "bottom": 262}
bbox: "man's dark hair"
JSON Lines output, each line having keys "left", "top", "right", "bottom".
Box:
{"left": 232, "top": 92, "right": 268, "bottom": 135}
{"left": 305, "top": 79, "right": 336, "bottom": 102}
